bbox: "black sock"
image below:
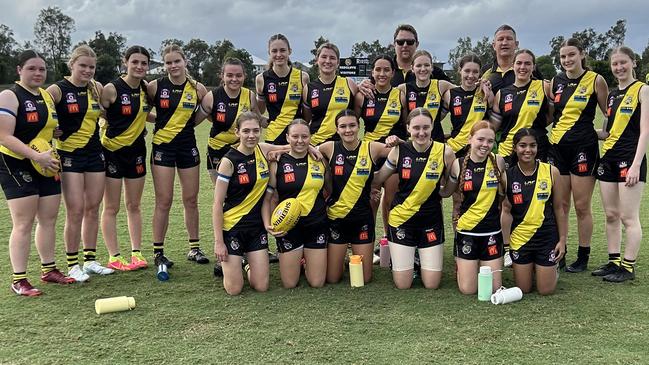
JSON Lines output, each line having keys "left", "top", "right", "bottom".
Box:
{"left": 189, "top": 239, "right": 200, "bottom": 250}
{"left": 12, "top": 272, "right": 27, "bottom": 284}
{"left": 153, "top": 242, "right": 164, "bottom": 255}
{"left": 83, "top": 248, "right": 97, "bottom": 262}
{"left": 577, "top": 246, "right": 590, "bottom": 261}
{"left": 621, "top": 258, "right": 636, "bottom": 273}
{"left": 66, "top": 251, "right": 79, "bottom": 268}
{"left": 608, "top": 253, "right": 621, "bottom": 266}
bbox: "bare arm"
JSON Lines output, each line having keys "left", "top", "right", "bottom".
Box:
{"left": 353, "top": 92, "right": 364, "bottom": 118}
{"left": 439, "top": 156, "right": 460, "bottom": 198}
{"left": 261, "top": 162, "right": 285, "bottom": 236}
{"left": 302, "top": 84, "right": 312, "bottom": 123}
{"left": 490, "top": 90, "right": 502, "bottom": 130}
{"left": 195, "top": 90, "right": 213, "bottom": 126}
{"left": 46, "top": 83, "right": 62, "bottom": 104}
{"left": 551, "top": 165, "right": 567, "bottom": 262}
{"left": 626, "top": 84, "right": 649, "bottom": 187}
{"left": 255, "top": 73, "right": 267, "bottom": 115}
{"left": 213, "top": 157, "right": 233, "bottom": 262}
{"left": 501, "top": 198, "right": 513, "bottom": 248}
{"left": 371, "top": 146, "right": 399, "bottom": 189}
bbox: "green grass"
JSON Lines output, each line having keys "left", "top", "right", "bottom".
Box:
{"left": 1, "top": 116, "right": 648, "bottom": 364}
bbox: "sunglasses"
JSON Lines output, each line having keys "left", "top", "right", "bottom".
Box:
{"left": 395, "top": 39, "right": 416, "bottom": 46}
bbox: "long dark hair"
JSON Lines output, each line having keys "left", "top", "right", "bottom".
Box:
{"left": 369, "top": 54, "right": 395, "bottom": 84}
{"left": 560, "top": 38, "right": 588, "bottom": 70}
{"left": 509, "top": 128, "right": 537, "bottom": 165}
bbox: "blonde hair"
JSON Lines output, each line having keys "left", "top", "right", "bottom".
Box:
{"left": 411, "top": 50, "right": 433, "bottom": 66}
{"left": 68, "top": 45, "right": 102, "bottom": 105}
{"left": 162, "top": 44, "right": 198, "bottom": 91}
{"left": 316, "top": 42, "right": 340, "bottom": 60}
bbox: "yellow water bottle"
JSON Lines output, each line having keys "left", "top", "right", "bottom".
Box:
{"left": 349, "top": 255, "right": 364, "bottom": 287}
{"left": 95, "top": 296, "right": 136, "bottom": 314}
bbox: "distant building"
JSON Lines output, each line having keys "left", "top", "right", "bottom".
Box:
{"left": 251, "top": 54, "right": 266, "bottom": 75}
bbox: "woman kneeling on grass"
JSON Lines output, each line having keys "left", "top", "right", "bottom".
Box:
{"left": 501, "top": 128, "right": 567, "bottom": 294}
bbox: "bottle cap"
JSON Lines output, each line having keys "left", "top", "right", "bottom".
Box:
{"left": 380, "top": 237, "right": 388, "bottom": 246}
{"left": 350, "top": 255, "right": 363, "bottom": 264}
{"left": 127, "top": 297, "right": 136, "bottom": 309}
{"left": 479, "top": 266, "right": 492, "bottom": 275}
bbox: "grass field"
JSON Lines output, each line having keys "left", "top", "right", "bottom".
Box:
{"left": 0, "top": 116, "right": 648, "bottom": 364}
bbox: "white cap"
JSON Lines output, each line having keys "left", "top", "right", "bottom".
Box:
{"left": 479, "top": 266, "right": 492, "bottom": 275}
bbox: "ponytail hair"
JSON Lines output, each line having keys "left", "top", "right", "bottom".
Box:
{"left": 68, "top": 45, "right": 103, "bottom": 110}
{"left": 334, "top": 109, "right": 357, "bottom": 127}
{"left": 221, "top": 57, "right": 245, "bottom": 87}
{"left": 610, "top": 45, "right": 637, "bottom": 79}
{"left": 560, "top": 38, "right": 588, "bottom": 70}
{"left": 266, "top": 34, "right": 292, "bottom": 70}
{"left": 162, "top": 44, "right": 198, "bottom": 91}
{"left": 123, "top": 45, "right": 150, "bottom": 98}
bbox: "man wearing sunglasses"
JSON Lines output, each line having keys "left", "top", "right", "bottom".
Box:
{"left": 359, "top": 24, "right": 449, "bottom": 98}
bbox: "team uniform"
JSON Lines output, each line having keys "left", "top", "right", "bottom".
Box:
{"left": 597, "top": 80, "right": 647, "bottom": 183}
{"left": 102, "top": 78, "right": 149, "bottom": 179}
{"left": 0, "top": 84, "right": 60, "bottom": 199}
{"left": 447, "top": 87, "right": 489, "bottom": 155}
{"left": 387, "top": 141, "right": 446, "bottom": 248}
{"left": 220, "top": 146, "right": 270, "bottom": 256}
{"left": 54, "top": 79, "right": 104, "bottom": 173}
{"left": 305, "top": 76, "right": 353, "bottom": 145}
{"left": 151, "top": 77, "right": 200, "bottom": 168}
{"left": 391, "top": 57, "right": 450, "bottom": 87}
{"left": 207, "top": 87, "right": 251, "bottom": 168}
{"left": 454, "top": 155, "right": 504, "bottom": 261}
{"left": 259, "top": 67, "right": 303, "bottom": 145}
{"left": 275, "top": 154, "right": 328, "bottom": 252}
{"left": 497, "top": 80, "right": 550, "bottom": 164}
{"left": 548, "top": 71, "right": 600, "bottom": 176}
{"left": 482, "top": 64, "right": 544, "bottom": 96}
{"left": 404, "top": 81, "right": 445, "bottom": 142}
{"left": 506, "top": 161, "right": 559, "bottom": 266}
{"left": 360, "top": 87, "right": 405, "bottom": 142}
{"left": 327, "top": 140, "right": 376, "bottom": 245}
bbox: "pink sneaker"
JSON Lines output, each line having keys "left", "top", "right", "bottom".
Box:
{"left": 130, "top": 252, "right": 148, "bottom": 270}
{"left": 106, "top": 256, "right": 134, "bottom": 271}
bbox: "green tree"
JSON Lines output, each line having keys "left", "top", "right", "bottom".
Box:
{"left": 351, "top": 40, "right": 394, "bottom": 60}
{"left": 536, "top": 55, "right": 557, "bottom": 79}
{"left": 160, "top": 38, "right": 185, "bottom": 57}
{"left": 308, "top": 36, "right": 329, "bottom": 80}
{"left": 0, "top": 24, "right": 19, "bottom": 83}
{"left": 33, "top": 6, "right": 75, "bottom": 81}
{"left": 202, "top": 39, "right": 235, "bottom": 86}
{"left": 225, "top": 48, "right": 255, "bottom": 88}
{"left": 86, "top": 31, "right": 127, "bottom": 84}
{"left": 183, "top": 38, "right": 210, "bottom": 82}
{"left": 447, "top": 36, "right": 494, "bottom": 72}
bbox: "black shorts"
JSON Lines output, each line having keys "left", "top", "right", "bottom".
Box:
{"left": 0, "top": 153, "right": 61, "bottom": 200}
{"left": 596, "top": 155, "right": 647, "bottom": 183}
{"left": 328, "top": 215, "right": 375, "bottom": 245}
{"left": 206, "top": 146, "right": 230, "bottom": 170}
{"left": 103, "top": 145, "right": 146, "bottom": 179}
{"left": 58, "top": 147, "right": 105, "bottom": 173}
{"left": 151, "top": 142, "right": 200, "bottom": 169}
{"left": 223, "top": 226, "right": 268, "bottom": 256}
{"left": 547, "top": 142, "right": 599, "bottom": 176}
{"left": 454, "top": 231, "right": 504, "bottom": 261}
{"left": 510, "top": 243, "right": 558, "bottom": 267}
{"left": 276, "top": 220, "right": 329, "bottom": 253}
{"left": 387, "top": 224, "right": 444, "bottom": 248}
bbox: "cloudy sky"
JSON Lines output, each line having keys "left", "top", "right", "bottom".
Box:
{"left": 3, "top": 0, "right": 648, "bottom": 66}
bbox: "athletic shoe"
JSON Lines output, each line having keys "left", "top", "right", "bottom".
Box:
{"left": 187, "top": 248, "right": 209, "bottom": 264}
{"left": 107, "top": 256, "right": 134, "bottom": 271}
{"left": 41, "top": 269, "right": 76, "bottom": 284}
{"left": 67, "top": 264, "right": 90, "bottom": 283}
{"left": 131, "top": 252, "right": 149, "bottom": 270}
{"left": 154, "top": 253, "right": 174, "bottom": 269}
{"left": 11, "top": 279, "right": 42, "bottom": 297}
{"left": 213, "top": 262, "right": 223, "bottom": 277}
{"left": 591, "top": 262, "right": 619, "bottom": 277}
{"left": 504, "top": 252, "right": 513, "bottom": 268}
{"left": 603, "top": 267, "right": 635, "bottom": 283}
{"left": 373, "top": 254, "right": 380, "bottom": 265}
{"left": 83, "top": 261, "right": 115, "bottom": 275}
{"left": 268, "top": 252, "right": 279, "bottom": 264}
{"left": 566, "top": 258, "right": 588, "bottom": 273}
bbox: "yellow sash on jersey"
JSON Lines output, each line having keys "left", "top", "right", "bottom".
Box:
{"left": 327, "top": 141, "right": 371, "bottom": 219}
{"left": 311, "top": 77, "right": 350, "bottom": 145}
{"left": 447, "top": 91, "right": 487, "bottom": 152}
{"left": 510, "top": 162, "right": 553, "bottom": 250}
{"left": 549, "top": 71, "right": 596, "bottom": 144}
{"left": 153, "top": 82, "right": 197, "bottom": 145}
{"left": 499, "top": 80, "right": 544, "bottom": 156}
{"left": 208, "top": 87, "right": 251, "bottom": 150}
{"left": 265, "top": 68, "right": 302, "bottom": 142}
{"left": 101, "top": 89, "right": 148, "bottom": 152}
{"left": 601, "top": 81, "right": 643, "bottom": 156}
{"left": 296, "top": 155, "right": 325, "bottom": 216}
{"left": 388, "top": 142, "right": 445, "bottom": 227}
{"left": 58, "top": 82, "right": 101, "bottom": 152}
{"left": 1, "top": 88, "right": 59, "bottom": 159}
{"left": 364, "top": 88, "right": 402, "bottom": 142}
{"left": 223, "top": 146, "right": 269, "bottom": 231}
{"left": 424, "top": 79, "right": 442, "bottom": 120}
{"left": 457, "top": 155, "right": 499, "bottom": 232}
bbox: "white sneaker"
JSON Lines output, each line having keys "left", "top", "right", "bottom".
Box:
{"left": 504, "top": 251, "right": 513, "bottom": 268}
{"left": 68, "top": 264, "right": 90, "bottom": 282}
{"left": 373, "top": 254, "right": 380, "bottom": 265}
{"left": 83, "top": 260, "right": 115, "bottom": 275}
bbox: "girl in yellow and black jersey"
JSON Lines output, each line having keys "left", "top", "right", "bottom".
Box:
{"left": 547, "top": 38, "right": 608, "bottom": 273}
{"left": 318, "top": 109, "right": 397, "bottom": 284}
{"left": 373, "top": 108, "right": 456, "bottom": 290}
{"left": 255, "top": 34, "right": 309, "bottom": 145}
{"left": 303, "top": 42, "right": 358, "bottom": 145}
{"left": 501, "top": 128, "right": 567, "bottom": 295}
{"left": 0, "top": 50, "right": 75, "bottom": 296}
{"left": 46, "top": 45, "right": 114, "bottom": 281}
{"left": 147, "top": 44, "right": 210, "bottom": 270}
{"left": 196, "top": 57, "right": 260, "bottom": 184}
{"left": 594, "top": 46, "right": 649, "bottom": 283}
{"left": 491, "top": 49, "right": 552, "bottom": 167}
{"left": 441, "top": 121, "right": 506, "bottom": 295}
{"left": 399, "top": 50, "right": 454, "bottom": 143}
{"left": 99, "top": 46, "right": 152, "bottom": 272}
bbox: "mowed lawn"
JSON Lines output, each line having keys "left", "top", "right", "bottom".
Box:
{"left": 0, "top": 115, "right": 648, "bottom": 364}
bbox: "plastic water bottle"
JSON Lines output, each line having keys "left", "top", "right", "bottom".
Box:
{"left": 379, "top": 237, "right": 390, "bottom": 268}
{"left": 157, "top": 263, "right": 169, "bottom": 281}
{"left": 491, "top": 287, "right": 523, "bottom": 305}
{"left": 478, "top": 266, "right": 493, "bottom": 301}
{"left": 349, "top": 255, "right": 364, "bottom": 287}
{"left": 95, "top": 296, "right": 136, "bottom": 314}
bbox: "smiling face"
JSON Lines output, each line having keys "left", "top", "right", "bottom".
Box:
{"left": 493, "top": 29, "right": 518, "bottom": 60}
{"left": 514, "top": 135, "right": 538, "bottom": 163}
{"left": 335, "top": 115, "right": 359, "bottom": 143}
{"left": 236, "top": 118, "right": 261, "bottom": 149}
{"left": 412, "top": 54, "right": 432, "bottom": 82}
{"left": 469, "top": 127, "right": 496, "bottom": 160}
{"left": 70, "top": 55, "right": 96, "bottom": 84}
{"left": 460, "top": 61, "right": 481, "bottom": 89}
{"left": 407, "top": 115, "right": 432, "bottom": 145}
{"left": 125, "top": 52, "right": 149, "bottom": 80}
{"left": 610, "top": 52, "right": 635, "bottom": 83}
{"left": 18, "top": 57, "right": 47, "bottom": 88}
{"left": 372, "top": 59, "right": 394, "bottom": 88}
{"left": 513, "top": 52, "right": 534, "bottom": 83}
{"left": 287, "top": 123, "right": 311, "bottom": 154}
{"left": 164, "top": 51, "right": 187, "bottom": 79}
{"left": 222, "top": 64, "right": 244, "bottom": 91}
{"left": 269, "top": 39, "right": 291, "bottom": 68}
{"left": 317, "top": 47, "right": 339, "bottom": 75}
{"left": 559, "top": 45, "right": 585, "bottom": 73}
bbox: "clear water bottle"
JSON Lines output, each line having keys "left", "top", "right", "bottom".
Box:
{"left": 379, "top": 237, "right": 390, "bottom": 268}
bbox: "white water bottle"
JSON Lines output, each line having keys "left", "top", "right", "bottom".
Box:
{"left": 491, "top": 287, "right": 523, "bottom": 305}
{"left": 379, "top": 237, "right": 390, "bottom": 268}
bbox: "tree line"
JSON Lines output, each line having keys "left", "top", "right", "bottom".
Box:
{"left": 1, "top": 7, "right": 648, "bottom": 87}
